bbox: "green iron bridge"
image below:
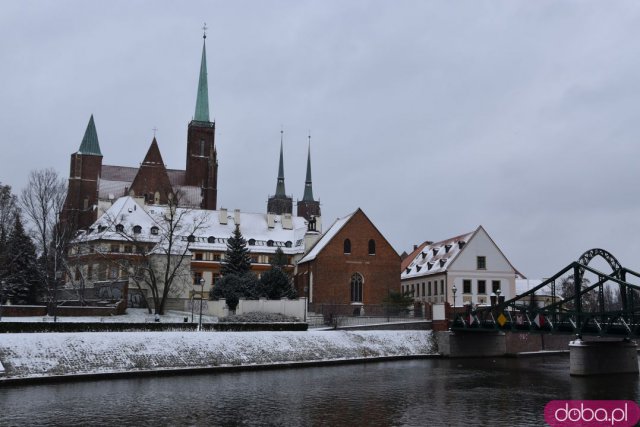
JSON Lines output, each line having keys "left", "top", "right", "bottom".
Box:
{"left": 451, "top": 248, "right": 640, "bottom": 337}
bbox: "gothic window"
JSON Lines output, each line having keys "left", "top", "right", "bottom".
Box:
{"left": 350, "top": 273, "right": 363, "bottom": 303}
{"left": 344, "top": 239, "right": 351, "bottom": 254}
{"left": 200, "top": 140, "right": 205, "bottom": 156}
{"left": 368, "top": 239, "right": 376, "bottom": 255}
{"left": 83, "top": 198, "right": 89, "bottom": 210}
{"left": 133, "top": 225, "right": 142, "bottom": 234}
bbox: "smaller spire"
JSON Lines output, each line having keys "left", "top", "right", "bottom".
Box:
{"left": 275, "top": 130, "right": 286, "bottom": 196}
{"left": 302, "top": 133, "right": 314, "bottom": 201}
{"left": 78, "top": 114, "right": 102, "bottom": 156}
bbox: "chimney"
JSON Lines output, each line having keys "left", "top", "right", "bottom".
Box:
{"left": 234, "top": 209, "right": 241, "bottom": 225}
{"left": 219, "top": 208, "right": 228, "bottom": 224}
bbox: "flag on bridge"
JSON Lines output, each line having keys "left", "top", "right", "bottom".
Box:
{"left": 534, "top": 313, "right": 545, "bottom": 328}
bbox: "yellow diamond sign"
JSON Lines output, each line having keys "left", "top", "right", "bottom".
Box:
{"left": 497, "top": 313, "right": 507, "bottom": 327}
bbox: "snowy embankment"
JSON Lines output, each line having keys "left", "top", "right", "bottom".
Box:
{"left": 0, "top": 330, "right": 435, "bottom": 381}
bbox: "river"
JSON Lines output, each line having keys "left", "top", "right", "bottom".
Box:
{"left": 1, "top": 356, "right": 638, "bottom": 426}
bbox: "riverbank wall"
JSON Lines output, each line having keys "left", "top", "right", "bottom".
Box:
{"left": 0, "top": 330, "right": 436, "bottom": 384}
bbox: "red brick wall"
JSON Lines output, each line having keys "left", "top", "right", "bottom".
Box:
{"left": 186, "top": 121, "right": 217, "bottom": 209}
{"left": 298, "top": 209, "right": 400, "bottom": 306}
{"left": 61, "top": 153, "right": 102, "bottom": 230}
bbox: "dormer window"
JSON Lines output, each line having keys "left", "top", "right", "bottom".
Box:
{"left": 115, "top": 224, "right": 124, "bottom": 233}
{"left": 416, "top": 265, "right": 422, "bottom": 272}
{"left": 267, "top": 240, "right": 274, "bottom": 247}
{"left": 421, "top": 252, "right": 426, "bottom": 260}
{"left": 405, "top": 267, "right": 411, "bottom": 274}
{"left": 187, "top": 235, "right": 196, "bottom": 243}
{"left": 432, "top": 248, "right": 438, "bottom": 256}
{"left": 248, "top": 239, "right": 256, "bottom": 246}
{"left": 98, "top": 225, "right": 107, "bottom": 233}
{"left": 458, "top": 241, "right": 466, "bottom": 249}
{"left": 440, "top": 259, "right": 446, "bottom": 267}
{"left": 207, "top": 236, "right": 215, "bottom": 244}
{"left": 285, "top": 241, "right": 292, "bottom": 248}
{"left": 133, "top": 225, "right": 142, "bottom": 234}
{"left": 427, "top": 262, "right": 433, "bottom": 270}
{"left": 445, "top": 244, "right": 452, "bottom": 253}
{"left": 150, "top": 226, "right": 159, "bottom": 235}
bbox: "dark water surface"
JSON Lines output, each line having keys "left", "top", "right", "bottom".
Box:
{"left": 0, "top": 356, "right": 638, "bottom": 426}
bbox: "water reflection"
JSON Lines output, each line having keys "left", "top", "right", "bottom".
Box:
{"left": 0, "top": 356, "right": 637, "bottom": 426}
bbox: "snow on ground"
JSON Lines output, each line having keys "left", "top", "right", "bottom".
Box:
{"left": 1, "top": 308, "right": 218, "bottom": 323}
{"left": 0, "top": 330, "right": 436, "bottom": 380}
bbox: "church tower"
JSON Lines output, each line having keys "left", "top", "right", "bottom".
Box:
{"left": 267, "top": 131, "right": 293, "bottom": 215}
{"left": 61, "top": 115, "right": 103, "bottom": 230}
{"left": 185, "top": 27, "right": 218, "bottom": 210}
{"left": 297, "top": 135, "right": 321, "bottom": 232}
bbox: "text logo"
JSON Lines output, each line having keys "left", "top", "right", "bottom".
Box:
{"left": 545, "top": 400, "right": 640, "bottom": 427}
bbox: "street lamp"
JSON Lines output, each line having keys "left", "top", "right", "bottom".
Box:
{"left": 496, "top": 287, "right": 502, "bottom": 304}
{"left": 198, "top": 277, "right": 205, "bottom": 331}
{"left": 452, "top": 284, "right": 457, "bottom": 322}
{"left": 54, "top": 271, "right": 62, "bottom": 323}
{"left": 0, "top": 280, "right": 5, "bottom": 321}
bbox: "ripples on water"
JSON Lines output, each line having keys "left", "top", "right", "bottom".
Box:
{"left": 0, "top": 356, "right": 638, "bottom": 426}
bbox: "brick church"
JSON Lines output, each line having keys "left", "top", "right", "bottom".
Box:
{"left": 60, "top": 32, "right": 321, "bottom": 233}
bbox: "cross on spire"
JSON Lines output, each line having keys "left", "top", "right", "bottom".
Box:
{"left": 202, "top": 22, "right": 208, "bottom": 39}
{"left": 152, "top": 127, "right": 158, "bottom": 137}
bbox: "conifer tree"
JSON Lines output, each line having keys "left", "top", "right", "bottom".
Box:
{"left": 5, "top": 215, "right": 40, "bottom": 304}
{"left": 270, "top": 247, "right": 288, "bottom": 268}
{"left": 220, "top": 224, "right": 252, "bottom": 276}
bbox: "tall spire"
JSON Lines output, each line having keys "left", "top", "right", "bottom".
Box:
{"left": 194, "top": 23, "right": 210, "bottom": 122}
{"left": 78, "top": 114, "right": 102, "bottom": 156}
{"left": 275, "top": 130, "right": 286, "bottom": 196}
{"left": 302, "top": 134, "right": 314, "bottom": 201}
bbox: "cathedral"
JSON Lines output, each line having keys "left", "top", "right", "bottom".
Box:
{"left": 61, "top": 32, "right": 321, "bottom": 233}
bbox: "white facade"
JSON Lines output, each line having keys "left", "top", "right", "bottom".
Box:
{"left": 401, "top": 226, "right": 521, "bottom": 308}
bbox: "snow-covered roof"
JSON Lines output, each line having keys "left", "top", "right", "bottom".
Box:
{"left": 73, "top": 196, "right": 308, "bottom": 255}
{"left": 298, "top": 211, "right": 356, "bottom": 263}
{"left": 400, "top": 230, "right": 475, "bottom": 279}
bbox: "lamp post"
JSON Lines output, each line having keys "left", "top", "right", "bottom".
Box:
{"left": 452, "top": 284, "right": 457, "bottom": 323}
{"left": 496, "top": 287, "right": 502, "bottom": 304}
{"left": 54, "top": 271, "right": 62, "bottom": 323}
{"left": 0, "top": 280, "right": 5, "bottom": 321}
{"left": 198, "top": 277, "right": 205, "bottom": 331}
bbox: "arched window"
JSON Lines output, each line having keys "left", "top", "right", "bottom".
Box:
{"left": 187, "top": 235, "right": 195, "bottom": 243}
{"left": 368, "top": 239, "right": 376, "bottom": 255}
{"left": 350, "top": 273, "right": 363, "bottom": 303}
{"left": 207, "top": 236, "right": 215, "bottom": 244}
{"left": 133, "top": 225, "right": 142, "bottom": 234}
{"left": 150, "top": 226, "right": 159, "bottom": 235}
{"left": 344, "top": 239, "right": 351, "bottom": 254}
{"left": 115, "top": 224, "right": 124, "bottom": 233}
{"left": 285, "top": 241, "right": 292, "bottom": 248}
{"left": 267, "top": 240, "right": 274, "bottom": 247}
{"left": 248, "top": 239, "right": 256, "bottom": 246}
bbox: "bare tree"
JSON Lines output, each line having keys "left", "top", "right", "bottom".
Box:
{"left": 20, "top": 168, "right": 68, "bottom": 303}
{"left": 0, "top": 183, "right": 18, "bottom": 240}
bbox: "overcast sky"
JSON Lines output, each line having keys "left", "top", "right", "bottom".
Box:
{"left": 1, "top": 1, "right": 640, "bottom": 279}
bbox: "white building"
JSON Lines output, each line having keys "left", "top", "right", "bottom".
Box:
{"left": 67, "top": 196, "right": 319, "bottom": 309}
{"left": 401, "top": 226, "right": 523, "bottom": 308}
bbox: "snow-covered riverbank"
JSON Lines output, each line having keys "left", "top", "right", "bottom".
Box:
{"left": 0, "top": 330, "right": 436, "bottom": 382}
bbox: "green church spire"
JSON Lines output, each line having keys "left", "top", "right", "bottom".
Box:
{"left": 77, "top": 114, "right": 102, "bottom": 156}
{"left": 194, "top": 25, "right": 210, "bottom": 122}
{"left": 302, "top": 134, "right": 314, "bottom": 202}
{"left": 275, "top": 130, "right": 286, "bottom": 196}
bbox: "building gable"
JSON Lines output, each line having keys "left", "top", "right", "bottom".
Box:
{"left": 448, "top": 226, "right": 515, "bottom": 274}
